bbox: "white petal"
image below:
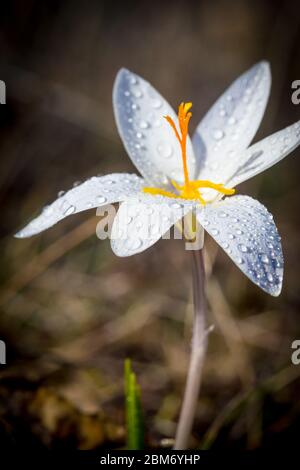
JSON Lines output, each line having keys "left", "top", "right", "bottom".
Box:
{"left": 227, "top": 120, "right": 300, "bottom": 187}
{"left": 111, "top": 194, "right": 194, "bottom": 257}
{"left": 196, "top": 195, "right": 283, "bottom": 296}
{"left": 193, "top": 61, "right": 271, "bottom": 182}
{"left": 113, "top": 68, "right": 197, "bottom": 185}
{"left": 15, "top": 173, "right": 144, "bottom": 238}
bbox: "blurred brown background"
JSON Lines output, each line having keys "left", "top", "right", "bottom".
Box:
{"left": 0, "top": 0, "right": 299, "bottom": 450}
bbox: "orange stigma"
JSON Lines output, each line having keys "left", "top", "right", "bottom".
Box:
{"left": 143, "top": 102, "right": 235, "bottom": 204}
{"left": 164, "top": 102, "right": 192, "bottom": 189}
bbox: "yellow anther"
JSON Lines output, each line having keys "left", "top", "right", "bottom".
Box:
{"left": 143, "top": 102, "right": 235, "bottom": 204}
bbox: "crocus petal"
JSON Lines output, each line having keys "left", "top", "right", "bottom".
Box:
{"left": 111, "top": 194, "right": 195, "bottom": 257}
{"left": 226, "top": 120, "right": 300, "bottom": 187}
{"left": 193, "top": 61, "right": 271, "bottom": 183}
{"left": 196, "top": 195, "right": 283, "bottom": 296}
{"left": 15, "top": 173, "right": 144, "bottom": 238}
{"left": 113, "top": 68, "right": 197, "bottom": 186}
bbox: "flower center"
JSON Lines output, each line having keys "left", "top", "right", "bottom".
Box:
{"left": 143, "top": 102, "right": 235, "bottom": 204}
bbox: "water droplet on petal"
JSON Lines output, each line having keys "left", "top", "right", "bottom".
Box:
{"left": 151, "top": 98, "right": 162, "bottom": 109}
{"left": 153, "top": 119, "right": 162, "bottom": 127}
{"left": 132, "top": 88, "right": 143, "bottom": 98}
{"left": 64, "top": 205, "right": 75, "bottom": 216}
{"left": 261, "top": 254, "right": 269, "bottom": 264}
{"left": 157, "top": 141, "right": 173, "bottom": 158}
{"left": 139, "top": 120, "right": 149, "bottom": 129}
{"left": 43, "top": 205, "right": 53, "bottom": 216}
{"left": 125, "top": 216, "right": 133, "bottom": 225}
{"left": 126, "top": 238, "right": 142, "bottom": 250}
{"left": 97, "top": 196, "right": 107, "bottom": 204}
{"left": 130, "top": 76, "right": 137, "bottom": 85}
{"left": 238, "top": 244, "right": 248, "bottom": 253}
{"left": 212, "top": 129, "right": 225, "bottom": 141}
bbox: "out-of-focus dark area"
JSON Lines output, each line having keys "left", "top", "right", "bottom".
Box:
{"left": 0, "top": 0, "right": 299, "bottom": 450}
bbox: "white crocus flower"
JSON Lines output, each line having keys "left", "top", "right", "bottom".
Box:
{"left": 16, "top": 62, "right": 300, "bottom": 297}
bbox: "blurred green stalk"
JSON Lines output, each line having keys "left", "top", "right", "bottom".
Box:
{"left": 124, "top": 359, "right": 144, "bottom": 450}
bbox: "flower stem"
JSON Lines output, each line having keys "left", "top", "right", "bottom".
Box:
{"left": 174, "top": 249, "right": 208, "bottom": 449}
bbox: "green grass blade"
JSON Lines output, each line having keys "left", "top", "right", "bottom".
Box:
{"left": 124, "top": 359, "right": 144, "bottom": 450}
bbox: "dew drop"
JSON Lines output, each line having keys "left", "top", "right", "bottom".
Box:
{"left": 132, "top": 88, "right": 143, "bottom": 98}
{"left": 212, "top": 129, "right": 225, "bottom": 141}
{"left": 96, "top": 196, "right": 107, "bottom": 204}
{"left": 153, "top": 119, "right": 162, "bottom": 127}
{"left": 64, "top": 205, "right": 75, "bottom": 216}
{"left": 125, "top": 216, "right": 133, "bottom": 225}
{"left": 261, "top": 254, "right": 269, "bottom": 264}
{"left": 127, "top": 238, "right": 142, "bottom": 250}
{"left": 139, "top": 120, "right": 149, "bottom": 129}
{"left": 157, "top": 141, "right": 173, "bottom": 158}
{"left": 43, "top": 205, "right": 53, "bottom": 216}
{"left": 130, "top": 76, "right": 137, "bottom": 85}
{"left": 151, "top": 98, "right": 162, "bottom": 109}
{"left": 238, "top": 244, "right": 248, "bottom": 253}
{"left": 211, "top": 228, "right": 219, "bottom": 236}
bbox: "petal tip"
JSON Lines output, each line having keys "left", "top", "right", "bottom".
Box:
{"left": 14, "top": 231, "right": 25, "bottom": 239}
{"left": 116, "top": 67, "right": 129, "bottom": 80}
{"left": 114, "top": 67, "right": 135, "bottom": 88}
{"left": 14, "top": 225, "right": 33, "bottom": 238}
{"left": 14, "top": 226, "right": 35, "bottom": 239}
{"left": 259, "top": 59, "right": 270, "bottom": 68}
{"left": 271, "top": 280, "right": 283, "bottom": 297}
{"left": 254, "top": 60, "right": 270, "bottom": 74}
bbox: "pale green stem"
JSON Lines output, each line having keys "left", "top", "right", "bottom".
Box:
{"left": 174, "top": 248, "right": 208, "bottom": 449}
